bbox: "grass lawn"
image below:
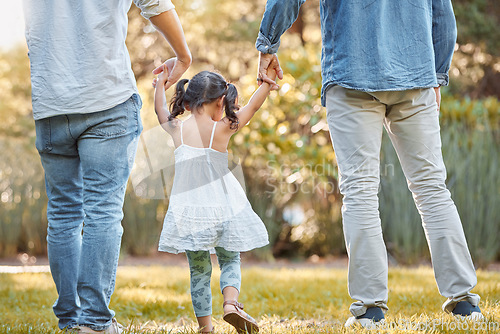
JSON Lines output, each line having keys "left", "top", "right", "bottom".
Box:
{"left": 0, "top": 264, "right": 499, "bottom": 333}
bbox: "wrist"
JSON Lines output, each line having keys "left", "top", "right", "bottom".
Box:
{"left": 260, "top": 80, "right": 271, "bottom": 87}
{"left": 156, "top": 80, "right": 168, "bottom": 87}
{"left": 176, "top": 52, "right": 192, "bottom": 66}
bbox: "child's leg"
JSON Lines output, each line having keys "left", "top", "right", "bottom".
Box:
{"left": 186, "top": 250, "right": 213, "bottom": 332}
{"left": 214, "top": 247, "right": 241, "bottom": 312}
{"left": 216, "top": 248, "right": 259, "bottom": 333}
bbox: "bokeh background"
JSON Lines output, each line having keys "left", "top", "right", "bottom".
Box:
{"left": 0, "top": 0, "right": 498, "bottom": 266}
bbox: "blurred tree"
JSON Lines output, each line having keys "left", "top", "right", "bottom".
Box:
{"left": 1, "top": 0, "right": 498, "bottom": 261}
{"left": 0, "top": 48, "right": 46, "bottom": 257}
{"left": 124, "top": 0, "right": 338, "bottom": 258}
{"left": 446, "top": 0, "right": 500, "bottom": 98}
{"left": 454, "top": 0, "right": 500, "bottom": 55}
{"left": 0, "top": 47, "right": 33, "bottom": 138}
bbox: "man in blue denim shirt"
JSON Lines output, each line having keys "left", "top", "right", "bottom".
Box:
{"left": 256, "top": 0, "right": 483, "bottom": 328}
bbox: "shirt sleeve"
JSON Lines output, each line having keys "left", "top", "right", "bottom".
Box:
{"left": 255, "top": 0, "right": 306, "bottom": 54}
{"left": 432, "top": 0, "right": 457, "bottom": 86}
{"left": 133, "top": 0, "right": 175, "bottom": 20}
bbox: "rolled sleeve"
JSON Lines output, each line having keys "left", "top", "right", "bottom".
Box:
{"left": 256, "top": 0, "right": 305, "bottom": 54}
{"left": 134, "top": 0, "right": 175, "bottom": 19}
{"left": 436, "top": 73, "right": 449, "bottom": 86}
{"left": 256, "top": 32, "right": 281, "bottom": 54}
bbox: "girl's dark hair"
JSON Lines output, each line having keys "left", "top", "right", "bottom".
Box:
{"left": 169, "top": 71, "right": 240, "bottom": 130}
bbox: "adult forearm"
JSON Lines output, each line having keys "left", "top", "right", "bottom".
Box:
{"left": 247, "top": 83, "right": 272, "bottom": 111}
{"left": 150, "top": 9, "right": 192, "bottom": 64}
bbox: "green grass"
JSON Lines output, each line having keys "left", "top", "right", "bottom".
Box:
{"left": 0, "top": 265, "right": 499, "bottom": 333}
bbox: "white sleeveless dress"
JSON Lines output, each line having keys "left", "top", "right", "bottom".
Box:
{"left": 158, "top": 121, "right": 269, "bottom": 254}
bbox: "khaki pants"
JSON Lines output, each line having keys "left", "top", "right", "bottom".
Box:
{"left": 325, "top": 85, "right": 480, "bottom": 317}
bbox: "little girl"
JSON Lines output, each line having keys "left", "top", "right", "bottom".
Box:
{"left": 153, "top": 61, "right": 278, "bottom": 333}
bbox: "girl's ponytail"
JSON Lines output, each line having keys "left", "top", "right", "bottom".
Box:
{"left": 224, "top": 83, "right": 240, "bottom": 130}
{"left": 168, "top": 79, "right": 189, "bottom": 121}
{"left": 168, "top": 73, "right": 240, "bottom": 129}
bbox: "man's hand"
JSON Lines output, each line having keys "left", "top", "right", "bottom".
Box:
{"left": 152, "top": 57, "right": 189, "bottom": 91}
{"left": 258, "top": 52, "right": 283, "bottom": 90}
{"left": 434, "top": 86, "right": 441, "bottom": 111}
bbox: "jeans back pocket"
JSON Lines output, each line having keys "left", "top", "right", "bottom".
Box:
{"left": 35, "top": 118, "right": 53, "bottom": 153}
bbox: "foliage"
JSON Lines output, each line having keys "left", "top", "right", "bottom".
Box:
{"left": 447, "top": 0, "right": 500, "bottom": 98}
{"left": 229, "top": 45, "right": 342, "bottom": 258}
{"left": 0, "top": 1, "right": 499, "bottom": 265}
{"left": 440, "top": 97, "right": 500, "bottom": 266}
{"left": 0, "top": 266, "right": 499, "bottom": 333}
{"left": 453, "top": 0, "right": 500, "bottom": 56}
{"left": 379, "top": 94, "right": 500, "bottom": 266}
{"left": 0, "top": 139, "right": 47, "bottom": 256}
{"left": 0, "top": 47, "right": 32, "bottom": 137}
{"left": 0, "top": 47, "right": 46, "bottom": 256}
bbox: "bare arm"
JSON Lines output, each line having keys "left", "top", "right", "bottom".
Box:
{"left": 149, "top": 9, "right": 192, "bottom": 90}
{"left": 231, "top": 59, "right": 278, "bottom": 130}
{"left": 154, "top": 64, "right": 174, "bottom": 130}
{"left": 234, "top": 82, "right": 272, "bottom": 129}
{"left": 229, "top": 58, "right": 279, "bottom": 130}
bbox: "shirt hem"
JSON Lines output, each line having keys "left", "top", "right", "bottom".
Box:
{"left": 321, "top": 81, "right": 437, "bottom": 106}
{"left": 158, "top": 241, "right": 270, "bottom": 254}
{"left": 33, "top": 89, "right": 138, "bottom": 120}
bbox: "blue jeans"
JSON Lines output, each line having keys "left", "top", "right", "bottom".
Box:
{"left": 35, "top": 94, "right": 142, "bottom": 330}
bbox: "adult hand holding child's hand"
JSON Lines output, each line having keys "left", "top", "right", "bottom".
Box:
{"left": 153, "top": 57, "right": 189, "bottom": 91}
{"left": 258, "top": 52, "right": 283, "bottom": 91}
{"left": 152, "top": 62, "right": 171, "bottom": 89}
{"left": 266, "top": 57, "right": 279, "bottom": 83}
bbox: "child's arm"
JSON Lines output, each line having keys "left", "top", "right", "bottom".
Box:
{"left": 154, "top": 63, "right": 175, "bottom": 129}
{"left": 234, "top": 82, "right": 272, "bottom": 128}
{"left": 233, "top": 59, "right": 279, "bottom": 129}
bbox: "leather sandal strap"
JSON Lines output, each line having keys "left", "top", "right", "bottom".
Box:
{"left": 223, "top": 300, "right": 244, "bottom": 310}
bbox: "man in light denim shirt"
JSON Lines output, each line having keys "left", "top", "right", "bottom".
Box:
{"left": 256, "top": 0, "right": 483, "bottom": 328}
{"left": 23, "top": 0, "right": 191, "bottom": 332}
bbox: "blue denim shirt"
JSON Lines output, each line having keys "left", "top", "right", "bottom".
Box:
{"left": 256, "top": 0, "right": 457, "bottom": 106}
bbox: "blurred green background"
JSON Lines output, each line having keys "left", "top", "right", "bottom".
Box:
{"left": 0, "top": 0, "right": 498, "bottom": 266}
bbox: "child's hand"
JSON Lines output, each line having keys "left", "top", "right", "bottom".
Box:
{"left": 152, "top": 57, "right": 189, "bottom": 91}
{"left": 267, "top": 58, "right": 279, "bottom": 82}
{"left": 152, "top": 58, "right": 176, "bottom": 89}
{"left": 153, "top": 63, "right": 170, "bottom": 89}
{"left": 258, "top": 53, "right": 283, "bottom": 90}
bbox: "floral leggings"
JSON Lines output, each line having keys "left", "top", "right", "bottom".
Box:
{"left": 186, "top": 247, "right": 241, "bottom": 317}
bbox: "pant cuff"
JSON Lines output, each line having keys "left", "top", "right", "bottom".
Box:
{"left": 194, "top": 310, "right": 212, "bottom": 318}
{"left": 220, "top": 283, "right": 240, "bottom": 294}
{"left": 350, "top": 301, "right": 388, "bottom": 317}
{"left": 442, "top": 293, "right": 481, "bottom": 313}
